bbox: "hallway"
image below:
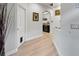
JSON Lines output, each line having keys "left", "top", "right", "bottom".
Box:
{"left": 1, "top": 3, "right": 79, "bottom": 56}
{"left": 11, "top": 33, "right": 58, "bottom": 56}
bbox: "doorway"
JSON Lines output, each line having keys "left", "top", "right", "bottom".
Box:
{"left": 42, "top": 11, "right": 51, "bottom": 33}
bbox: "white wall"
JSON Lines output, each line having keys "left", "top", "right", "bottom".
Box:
{"left": 16, "top": 3, "right": 54, "bottom": 41}
{"left": 50, "top": 5, "right": 61, "bottom": 55}
{"left": 54, "top": 6, "right": 61, "bottom": 31}
{"left": 25, "top": 3, "right": 53, "bottom": 41}
{"left": 26, "top": 4, "right": 43, "bottom": 40}
{"left": 50, "top": 5, "right": 61, "bottom": 33}
{"left": 5, "top": 3, "right": 28, "bottom": 55}
{"left": 5, "top": 3, "right": 17, "bottom": 55}
{"left": 54, "top": 3, "right": 79, "bottom": 56}
{"left": 5, "top": 3, "right": 53, "bottom": 55}
{"left": 17, "top": 3, "right": 44, "bottom": 41}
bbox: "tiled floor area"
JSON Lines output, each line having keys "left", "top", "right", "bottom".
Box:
{"left": 11, "top": 32, "right": 58, "bottom": 56}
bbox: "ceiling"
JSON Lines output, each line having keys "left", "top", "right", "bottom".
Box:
{"left": 39, "top": 3, "right": 61, "bottom": 9}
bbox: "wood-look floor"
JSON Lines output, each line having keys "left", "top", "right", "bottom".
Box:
{"left": 11, "top": 32, "right": 58, "bottom": 56}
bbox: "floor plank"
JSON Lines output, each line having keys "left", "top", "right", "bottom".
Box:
{"left": 11, "top": 32, "right": 58, "bottom": 56}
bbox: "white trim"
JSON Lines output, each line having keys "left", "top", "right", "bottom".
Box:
{"left": 25, "top": 34, "right": 43, "bottom": 42}
{"left": 5, "top": 48, "right": 17, "bottom": 56}
{"left": 17, "top": 39, "right": 25, "bottom": 48}
{"left": 53, "top": 40, "right": 62, "bottom": 56}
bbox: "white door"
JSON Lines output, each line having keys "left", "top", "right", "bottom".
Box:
{"left": 17, "top": 4, "right": 26, "bottom": 47}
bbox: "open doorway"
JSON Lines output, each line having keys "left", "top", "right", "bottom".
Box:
{"left": 42, "top": 11, "right": 51, "bottom": 33}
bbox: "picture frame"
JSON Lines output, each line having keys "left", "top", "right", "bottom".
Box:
{"left": 55, "top": 9, "right": 60, "bottom": 16}
{"left": 33, "top": 12, "right": 39, "bottom": 21}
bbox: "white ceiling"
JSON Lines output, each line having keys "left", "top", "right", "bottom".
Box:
{"left": 39, "top": 3, "right": 60, "bottom": 9}
{"left": 53, "top": 3, "right": 61, "bottom": 8}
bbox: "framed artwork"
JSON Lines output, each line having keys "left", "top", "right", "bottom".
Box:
{"left": 55, "top": 10, "right": 60, "bottom": 16}
{"left": 33, "top": 12, "right": 39, "bottom": 21}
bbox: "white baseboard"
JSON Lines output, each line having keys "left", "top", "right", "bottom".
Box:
{"left": 17, "top": 40, "right": 25, "bottom": 48}
{"left": 5, "top": 48, "right": 17, "bottom": 56}
{"left": 25, "top": 34, "right": 43, "bottom": 42}
{"left": 53, "top": 40, "right": 62, "bottom": 56}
